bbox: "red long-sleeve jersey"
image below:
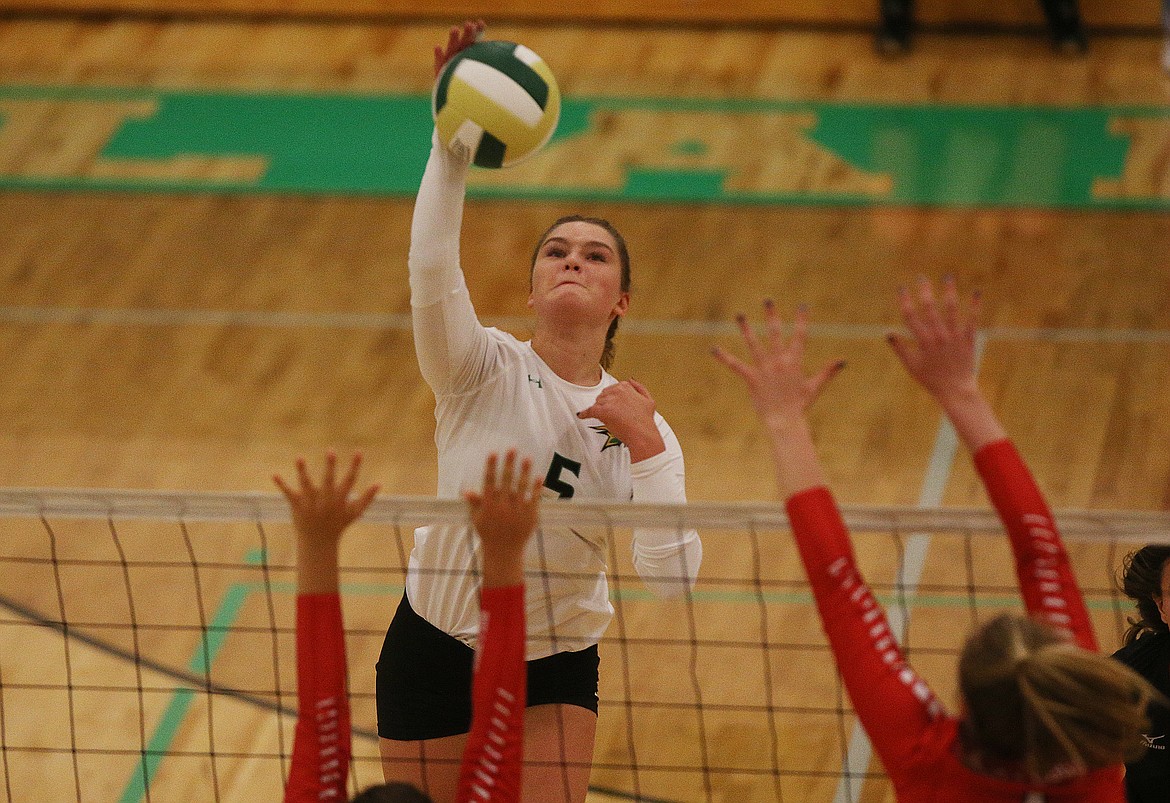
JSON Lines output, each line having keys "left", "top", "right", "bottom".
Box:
{"left": 785, "top": 439, "right": 1125, "bottom": 802}
{"left": 455, "top": 585, "right": 527, "bottom": 802}
{"left": 285, "top": 593, "right": 352, "bottom": 801}
{"left": 284, "top": 586, "right": 526, "bottom": 803}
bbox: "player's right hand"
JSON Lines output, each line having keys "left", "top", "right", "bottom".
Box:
{"left": 434, "top": 19, "right": 486, "bottom": 78}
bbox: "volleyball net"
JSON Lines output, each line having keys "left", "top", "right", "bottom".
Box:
{"left": 1, "top": 488, "right": 1167, "bottom": 803}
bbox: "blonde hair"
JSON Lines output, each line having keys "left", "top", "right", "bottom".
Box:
{"left": 959, "top": 613, "right": 1155, "bottom": 780}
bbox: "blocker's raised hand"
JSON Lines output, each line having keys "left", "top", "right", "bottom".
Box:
{"left": 712, "top": 300, "right": 845, "bottom": 432}
{"left": 886, "top": 275, "right": 982, "bottom": 404}
{"left": 274, "top": 451, "right": 379, "bottom": 547}
{"left": 465, "top": 450, "right": 542, "bottom": 588}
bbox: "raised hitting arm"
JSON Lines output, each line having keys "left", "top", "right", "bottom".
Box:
{"left": 411, "top": 20, "right": 498, "bottom": 396}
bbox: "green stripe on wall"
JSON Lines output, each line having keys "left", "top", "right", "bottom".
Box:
{"left": 1, "top": 86, "right": 1166, "bottom": 208}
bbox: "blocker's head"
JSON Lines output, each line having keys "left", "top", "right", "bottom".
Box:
{"left": 958, "top": 613, "right": 1153, "bottom": 780}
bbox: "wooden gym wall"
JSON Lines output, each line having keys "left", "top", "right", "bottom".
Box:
{"left": 0, "top": 0, "right": 1160, "bottom": 29}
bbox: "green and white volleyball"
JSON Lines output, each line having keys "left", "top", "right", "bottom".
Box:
{"left": 433, "top": 40, "right": 561, "bottom": 169}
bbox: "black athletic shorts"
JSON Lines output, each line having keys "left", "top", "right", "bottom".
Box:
{"left": 376, "top": 592, "right": 600, "bottom": 741}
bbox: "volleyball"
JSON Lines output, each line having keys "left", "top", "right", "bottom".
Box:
{"left": 432, "top": 40, "right": 561, "bottom": 169}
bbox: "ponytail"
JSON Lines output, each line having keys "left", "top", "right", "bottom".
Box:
{"left": 960, "top": 613, "right": 1156, "bottom": 779}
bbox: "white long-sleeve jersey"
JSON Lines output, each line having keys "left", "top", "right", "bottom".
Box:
{"left": 407, "top": 138, "right": 702, "bottom": 660}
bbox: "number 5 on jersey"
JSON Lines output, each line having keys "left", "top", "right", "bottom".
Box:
{"left": 544, "top": 452, "right": 581, "bottom": 499}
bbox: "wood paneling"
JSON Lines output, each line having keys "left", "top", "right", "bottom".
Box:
{"left": 1, "top": 16, "right": 1167, "bottom": 803}
{"left": 0, "top": 0, "right": 1162, "bottom": 29}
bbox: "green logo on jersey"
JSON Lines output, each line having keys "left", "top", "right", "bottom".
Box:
{"left": 589, "top": 425, "right": 623, "bottom": 452}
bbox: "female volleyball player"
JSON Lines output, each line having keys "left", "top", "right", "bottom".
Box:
{"left": 377, "top": 20, "right": 702, "bottom": 802}
{"left": 714, "top": 277, "right": 1155, "bottom": 800}
{"left": 280, "top": 450, "right": 540, "bottom": 803}
{"left": 1113, "top": 544, "right": 1170, "bottom": 801}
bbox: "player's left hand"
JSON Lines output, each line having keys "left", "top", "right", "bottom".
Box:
{"left": 577, "top": 379, "right": 666, "bottom": 462}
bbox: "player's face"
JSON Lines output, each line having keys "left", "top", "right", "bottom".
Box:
{"left": 528, "top": 221, "right": 629, "bottom": 327}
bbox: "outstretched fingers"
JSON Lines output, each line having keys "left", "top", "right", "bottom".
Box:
{"left": 898, "top": 283, "right": 932, "bottom": 345}
{"left": 322, "top": 450, "right": 338, "bottom": 494}
{"left": 526, "top": 474, "right": 544, "bottom": 504}
{"left": 965, "top": 289, "right": 984, "bottom": 343}
{"left": 716, "top": 300, "right": 798, "bottom": 375}
{"left": 809, "top": 359, "right": 847, "bottom": 401}
{"left": 920, "top": 275, "right": 957, "bottom": 340}
{"left": 711, "top": 344, "right": 754, "bottom": 381}
{"left": 294, "top": 456, "right": 314, "bottom": 497}
{"left": 500, "top": 448, "right": 517, "bottom": 493}
{"left": 273, "top": 472, "right": 295, "bottom": 504}
{"left": 274, "top": 456, "right": 317, "bottom": 507}
{"left": 940, "top": 275, "right": 961, "bottom": 331}
{"left": 434, "top": 26, "right": 461, "bottom": 76}
{"left": 714, "top": 302, "right": 844, "bottom": 425}
{"left": 348, "top": 481, "right": 380, "bottom": 521}
{"left": 904, "top": 277, "right": 984, "bottom": 342}
{"left": 481, "top": 451, "right": 499, "bottom": 496}
{"left": 735, "top": 312, "right": 765, "bottom": 364}
{"left": 515, "top": 454, "right": 532, "bottom": 497}
{"left": 762, "top": 299, "right": 784, "bottom": 348}
{"left": 434, "top": 20, "right": 486, "bottom": 77}
{"left": 337, "top": 452, "right": 363, "bottom": 501}
{"left": 790, "top": 303, "right": 810, "bottom": 359}
{"left": 276, "top": 452, "right": 379, "bottom": 538}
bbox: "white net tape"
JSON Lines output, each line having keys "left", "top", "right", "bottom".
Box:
{"left": 1, "top": 488, "right": 1168, "bottom": 802}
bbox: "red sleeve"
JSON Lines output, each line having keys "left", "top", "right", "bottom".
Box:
{"left": 456, "top": 585, "right": 526, "bottom": 803}
{"left": 284, "top": 593, "right": 351, "bottom": 803}
{"left": 786, "top": 487, "right": 944, "bottom": 776}
{"left": 973, "top": 439, "right": 1097, "bottom": 652}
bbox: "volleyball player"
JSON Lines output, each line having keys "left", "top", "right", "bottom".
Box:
{"left": 279, "top": 450, "right": 539, "bottom": 803}
{"left": 1113, "top": 544, "right": 1170, "bottom": 801}
{"left": 376, "top": 21, "right": 702, "bottom": 802}
{"left": 714, "top": 277, "right": 1155, "bottom": 800}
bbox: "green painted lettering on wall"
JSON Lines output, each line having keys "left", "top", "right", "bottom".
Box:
{"left": 0, "top": 85, "right": 1164, "bottom": 208}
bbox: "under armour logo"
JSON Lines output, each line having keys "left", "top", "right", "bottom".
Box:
{"left": 528, "top": 374, "right": 543, "bottom": 388}
{"left": 1143, "top": 733, "right": 1166, "bottom": 750}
